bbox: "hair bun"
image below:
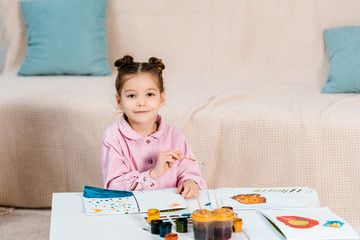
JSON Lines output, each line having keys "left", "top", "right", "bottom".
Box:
{"left": 114, "top": 55, "right": 134, "bottom": 70}
{"left": 149, "top": 57, "right": 165, "bottom": 71}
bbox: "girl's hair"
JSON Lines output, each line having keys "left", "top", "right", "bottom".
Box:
{"left": 114, "top": 55, "right": 165, "bottom": 96}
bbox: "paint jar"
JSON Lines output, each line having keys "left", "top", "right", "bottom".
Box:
{"left": 147, "top": 208, "right": 160, "bottom": 223}
{"left": 159, "top": 222, "right": 172, "bottom": 238}
{"left": 191, "top": 209, "right": 215, "bottom": 240}
{"left": 165, "top": 233, "right": 178, "bottom": 240}
{"left": 150, "top": 219, "right": 163, "bottom": 234}
{"left": 175, "top": 217, "right": 188, "bottom": 233}
{"left": 213, "top": 208, "right": 235, "bottom": 240}
{"left": 233, "top": 218, "right": 242, "bottom": 232}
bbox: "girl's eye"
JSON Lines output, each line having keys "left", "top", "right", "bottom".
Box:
{"left": 147, "top": 93, "right": 155, "bottom": 97}
{"left": 127, "top": 94, "right": 135, "bottom": 98}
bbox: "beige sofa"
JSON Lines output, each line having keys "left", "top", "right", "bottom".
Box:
{"left": 1, "top": 0, "right": 360, "bottom": 233}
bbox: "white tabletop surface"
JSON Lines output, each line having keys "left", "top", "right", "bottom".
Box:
{"left": 49, "top": 190, "right": 284, "bottom": 240}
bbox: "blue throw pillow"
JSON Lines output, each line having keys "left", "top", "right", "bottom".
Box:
{"left": 18, "top": 0, "right": 111, "bottom": 76}
{"left": 322, "top": 26, "right": 360, "bottom": 93}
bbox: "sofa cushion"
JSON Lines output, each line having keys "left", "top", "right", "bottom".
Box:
{"left": 322, "top": 26, "right": 360, "bottom": 93}
{"left": 18, "top": 0, "right": 111, "bottom": 76}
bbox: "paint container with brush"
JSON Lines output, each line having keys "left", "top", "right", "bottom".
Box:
{"left": 213, "top": 208, "right": 235, "bottom": 240}
{"left": 191, "top": 209, "right": 215, "bottom": 240}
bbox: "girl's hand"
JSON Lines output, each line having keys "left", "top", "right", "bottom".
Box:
{"left": 176, "top": 179, "right": 199, "bottom": 199}
{"left": 150, "top": 149, "right": 182, "bottom": 180}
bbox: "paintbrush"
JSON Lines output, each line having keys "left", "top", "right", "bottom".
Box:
{"left": 158, "top": 148, "right": 205, "bottom": 165}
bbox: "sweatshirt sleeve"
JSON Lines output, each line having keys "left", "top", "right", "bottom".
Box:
{"left": 176, "top": 135, "right": 207, "bottom": 190}
{"left": 101, "top": 127, "right": 160, "bottom": 191}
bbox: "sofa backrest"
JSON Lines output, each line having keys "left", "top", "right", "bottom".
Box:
{"left": 3, "top": 0, "right": 360, "bottom": 90}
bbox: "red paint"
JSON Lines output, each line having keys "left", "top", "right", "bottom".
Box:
{"left": 277, "top": 216, "right": 319, "bottom": 229}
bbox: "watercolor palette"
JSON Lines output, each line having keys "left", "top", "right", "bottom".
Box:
{"left": 144, "top": 213, "right": 193, "bottom": 226}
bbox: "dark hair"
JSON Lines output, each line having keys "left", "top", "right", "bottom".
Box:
{"left": 114, "top": 55, "right": 165, "bottom": 96}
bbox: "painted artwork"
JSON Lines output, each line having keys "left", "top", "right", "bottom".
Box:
{"left": 83, "top": 186, "right": 187, "bottom": 215}
{"left": 276, "top": 216, "right": 319, "bottom": 229}
{"left": 324, "top": 221, "right": 344, "bottom": 228}
{"left": 260, "top": 208, "right": 359, "bottom": 240}
{"left": 231, "top": 194, "right": 266, "bottom": 204}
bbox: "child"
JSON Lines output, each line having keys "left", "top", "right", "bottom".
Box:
{"left": 101, "top": 55, "right": 207, "bottom": 199}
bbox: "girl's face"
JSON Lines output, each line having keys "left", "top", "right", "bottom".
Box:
{"left": 117, "top": 73, "right": 165, "bottom": 127}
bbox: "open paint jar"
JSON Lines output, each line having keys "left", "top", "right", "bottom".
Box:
{"left": 147, "top": 208, "right": 160, "bottom": 223}
{"left": 213, "top": 208, "right": 235, "bottom": 240}
{"left": 191, "top": 209, "right": 215, "bottom": 240}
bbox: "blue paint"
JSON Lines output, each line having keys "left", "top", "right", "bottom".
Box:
{"left": 205, "top": 202, "right": 211, "bottom": 206}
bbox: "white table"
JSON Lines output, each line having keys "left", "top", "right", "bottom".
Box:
{"left": 49, "top": 190, "right": 284, "bottom": 240}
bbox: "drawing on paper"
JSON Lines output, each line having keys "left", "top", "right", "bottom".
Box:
{"left": 276, "top": 216, "right": 319, "bottom": 229}
{"left": 231, "top": 194, "right": 266, "bottom": 204}
{"left": 324, "top": 220, "right": 344, "bottom": 228}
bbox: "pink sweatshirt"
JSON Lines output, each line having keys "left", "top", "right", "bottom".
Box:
{"left": 101, "top": 114, "right": 207, "bottom": 191}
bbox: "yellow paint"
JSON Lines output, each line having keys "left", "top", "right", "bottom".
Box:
{"left": 328, "top": 223, "right": 341, "bottom": 228}
{"left": 288, "top": 220, "right": 308, "bottom": 226}
{"left": 93, "top": 209, "right": 103, "bottom": 213}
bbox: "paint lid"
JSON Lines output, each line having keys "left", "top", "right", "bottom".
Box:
{"left": 191, "top": 209, "right": 215, "bottom": 222}
{"left": 165, "top": 233, "right": 178, "bottom": 240}
{"left": 147, "top": 208, "right": 160, "bottom": 215}
{"left": 213, "top": 208, "right": 235, "bottom": 221}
